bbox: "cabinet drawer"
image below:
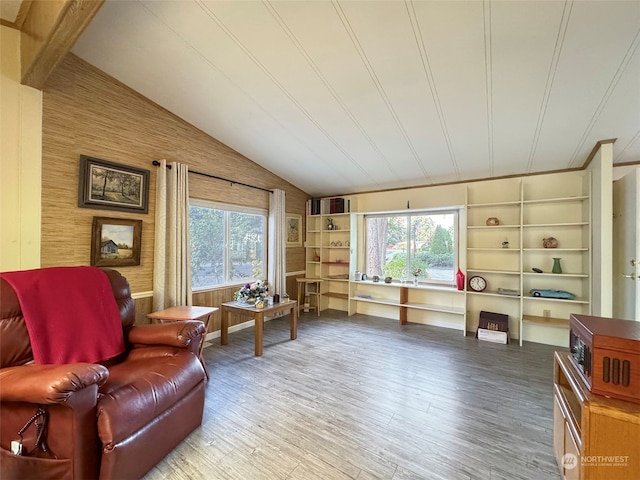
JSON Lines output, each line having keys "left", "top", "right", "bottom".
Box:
{"left": 564, "top": 422, "right": 581, "bottom": 480}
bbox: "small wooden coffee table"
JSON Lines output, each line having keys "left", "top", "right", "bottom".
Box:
{"left": 220, "top": 300, "right": 297, "bottom": 356}
{"left": 147, "top": 305, "right": 217, "bottom": 379}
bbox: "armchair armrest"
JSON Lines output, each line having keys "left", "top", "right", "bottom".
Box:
{"left": 0, "top": 363, "right": 108, "bottom": 405}
{"left": 127, "top": 321, "right": 205, "bottom": 350}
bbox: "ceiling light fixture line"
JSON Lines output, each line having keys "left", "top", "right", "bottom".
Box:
{"left": 567, "top": 27, "right": 640, "bottom": 168}
{"left": 483, "top": 0, "right": 494, "bottom": 176}
{"left": 332, "top": 0, "right": 431, "bottom": 180}
{"left": 195, "top": 0, "right": 378, "bottom": 184}
{"left": 526, "top": 0, "right": 573, "bottom": 173}
{"left": 264, "top": 0, "right": 400, "bottom": 181}
{"left": 405, "top": 0, "right": 460, "bottom": 180}
{"left": 137, "top": 1, "right": 349, "bottom": 184}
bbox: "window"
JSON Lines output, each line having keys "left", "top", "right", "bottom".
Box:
{"left": 365, "top": 210, "right": 458, "bottom": 285}
{"left": 189, "top": 200, "right": 267, "bottom": 290}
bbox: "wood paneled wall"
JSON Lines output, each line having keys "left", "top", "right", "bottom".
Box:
{"left": 41, "top": 54, "right": 309, "bottom": 294}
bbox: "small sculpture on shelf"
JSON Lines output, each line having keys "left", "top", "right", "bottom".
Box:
{"left": 326, "top": 218, "right": 335, "bottom": 230}
{"left": 486, "top": 217, "right": 500, "bottom": 226}
{"left": 543, "top": 237, "right": 558, "bottom": 248}
{"left": 501, "top": 240, "right": 509, "bottom": 248}
{"left": 384, "top": 277, "right": 392, "bottom": 283}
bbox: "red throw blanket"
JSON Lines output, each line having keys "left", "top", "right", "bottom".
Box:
{"left": 1, "top": 266, "right": 125, "bottom": 365}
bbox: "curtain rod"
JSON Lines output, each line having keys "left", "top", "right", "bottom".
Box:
{"left": 152, "top": 160, "right": 273, "bottom": 193}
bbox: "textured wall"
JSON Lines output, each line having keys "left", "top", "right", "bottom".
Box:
{"left": 41, "top": 54, "right": 308, "bottom": 295}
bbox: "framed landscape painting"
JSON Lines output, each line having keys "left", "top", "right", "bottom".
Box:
{"left": 286, "top": 213, "right": 303, "bottom": 247}
{"left": 79, "top": 155, "right": 149, "bottom": 213}
{"left": 91, "top": 217, "right": 142, "bottom": 267}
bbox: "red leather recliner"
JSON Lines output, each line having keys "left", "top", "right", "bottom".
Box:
{"left": 0, "top": 268, "right": 206, "bottom": 479}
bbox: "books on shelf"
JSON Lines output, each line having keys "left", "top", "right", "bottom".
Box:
{"left": 308, "top": 196, "right": 351, "bottom": 215}
{"left": 309, "top": 198, "right": 321, "bottom": 216}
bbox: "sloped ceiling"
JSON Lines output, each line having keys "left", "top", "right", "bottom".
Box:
{"left": 56, "top": 1, "right": 640, "bottom": 196}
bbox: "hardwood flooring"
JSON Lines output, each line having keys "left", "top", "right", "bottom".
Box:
{"left": 143, "top": 310, "right": 564, "bottom": 480}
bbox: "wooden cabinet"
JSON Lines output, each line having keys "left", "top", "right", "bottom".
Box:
{"left": 553, "top": 351, "right": 640, "bottom": 480}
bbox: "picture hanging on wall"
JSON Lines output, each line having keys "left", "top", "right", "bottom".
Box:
{"left": 91, "top": 217, "right": 142, "bottom": 267}
{"left": 78, "top": 155, "right": 150, "bottom": 213}
{"left": 286, "top": 213, "right": 303, "bottom": 247}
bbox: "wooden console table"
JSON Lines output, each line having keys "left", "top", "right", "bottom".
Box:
{"left": 220, "top": 300, "right": 297, "bottom": 356}
{"left": 147, "top": 305, "right": 217, "bottom": 380}
{"left": 554, "top": 351, "right": 640, "bottom": 479}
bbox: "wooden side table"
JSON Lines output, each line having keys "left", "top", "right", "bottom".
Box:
{"left": 296, "top": 278, "right": 323, "bottom": 316}
{"left": 147, "top": 305, "right": 217, "bottom": 380}
{"left": 220, "top": 300, "right": 297, "bottom": 356}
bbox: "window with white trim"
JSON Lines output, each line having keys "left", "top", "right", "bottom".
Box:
{"left": 364, "top": 210, "right": 459, "bottom": 285}
{"left": 189, "top": 200, "right": 267, "bottom": 290}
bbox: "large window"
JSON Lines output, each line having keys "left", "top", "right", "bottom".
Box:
{"left": 189, "top": 200, "right": 267, "bottom": 290}
{"left": 365, "top": 210, "right": 458, "bottom": 285}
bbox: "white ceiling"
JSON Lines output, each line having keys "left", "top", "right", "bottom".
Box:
{"left": 53, "top": 1, "right": 640, "bottom": 196}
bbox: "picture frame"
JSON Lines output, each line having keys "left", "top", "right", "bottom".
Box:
{"left": 286, "top": 213, "right": 303, "bottom": 247}
{"left": 91, "top": 217, "right": 142, "bottom": 267}
{"left": 79, "top": 155, "right": 150, "bottom": 213}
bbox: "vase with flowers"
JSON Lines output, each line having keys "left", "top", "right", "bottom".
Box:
{"left": 412, "top": 268, "right": 422, "bottom": 286}
{"left": 234, "top": 280, "right": 269, "bottom": 305}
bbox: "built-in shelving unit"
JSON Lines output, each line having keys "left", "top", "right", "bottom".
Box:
{"left": 465, "top": 172, "right": 592, "bottom": 346}
{"left": 306, "top": 196, "right": 354, "bottom": 311}
{"left": 349, "top": 281, "right": 466, "bottom": 334}
{"left": 305, "top": 171, "right": 592, "bottom": 347}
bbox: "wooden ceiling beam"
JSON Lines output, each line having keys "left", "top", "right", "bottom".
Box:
{"left": 20, "top": 0, "right": 104, "bottom": 89}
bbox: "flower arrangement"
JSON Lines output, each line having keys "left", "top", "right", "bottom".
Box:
{"left": 412, "top": 268, "right": 422, "bottom": 286}
{"left": 234, "top": 280, "right": 269, "bottom": 304}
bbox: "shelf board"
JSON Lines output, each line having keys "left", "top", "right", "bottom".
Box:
{"left": 325, "top": 292, "right": 348, "bottom": 299}
{"left": 467, "top": 290, "right": 520, "bottom": 298}
{"left": 323, "top": 229, "right": 350, "bottom": 233}
{"left": 523, "top": 222, "right": 588, "bottom": 227}
{"left": 466, "top": 268, "right": 520, "bottom": 275}
{"left": 351, "top": 296, "right": 399, "bottom": 307}
{"left": 467, "top": 247, "right": 521, "bottom": 252}
{"left": 467, "top": 224, "right": 520, "bottom": 229}
{"left": 467, "top": 200, "right": 521, "bottom": 207}
{"left": 322, "top": 262, "right": 349, "bottom": 265}
{"left": 350, "top": 296, "right": 464, "bottom": 315}
{"left": 522, "top": 315, "right": 569, "bottom": 328}
{"left": 354, "top": 281, "right": 461, "bottom": 293}
{"left": 524, "top": 296, "right": 589, "bottom": 304}
{"left": 402, "top": 303, "right": 465, "bottom": 315}
{"left": 523, "top": 248, "right": 588, "bottom": 252}
{"left": 523, "top": 195, "right": 588, "bottom": 205}
{"left": 523, "top": 272, "right": 588, "bottom": 278}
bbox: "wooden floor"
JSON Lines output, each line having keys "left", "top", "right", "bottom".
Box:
{"left": 144, "top": 310, "right": 564, "bottom": 480}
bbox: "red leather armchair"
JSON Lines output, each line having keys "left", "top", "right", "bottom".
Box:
{"left": 0, "top": 268, "right": 207, "bottom": 479}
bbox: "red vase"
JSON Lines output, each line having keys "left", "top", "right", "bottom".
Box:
{"left": 456, "top": 268, "right": 465, "bottom": 291}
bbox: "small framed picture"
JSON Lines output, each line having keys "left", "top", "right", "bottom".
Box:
{"left": 91, "top": 217, "right": 142, "bottom": 267}
{"left": 286, "top": 213, "right": 303, "bottom": 247}
{"left": 79, "top": 155, "right": 150, "bottom": 213}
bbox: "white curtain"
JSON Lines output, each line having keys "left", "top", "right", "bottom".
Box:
{"left": 153, "top": 160, "right": 192, "bottom": 311}
{"left": 268, "top": 189, "right": 287, "bottom": 297}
